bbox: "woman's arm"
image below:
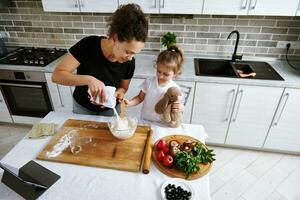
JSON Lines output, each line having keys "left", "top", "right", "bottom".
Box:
{"left": 115, "top": 79, "right": 131, "bottom": 100}
{"left": 52, "top": 53, "right": 107, "bottom": 104}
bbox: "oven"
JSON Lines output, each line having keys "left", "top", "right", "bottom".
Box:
{"left": 0, "top": 70, "right": 53, "bottom": 124}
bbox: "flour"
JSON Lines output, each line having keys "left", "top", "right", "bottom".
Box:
{"left": 46, "top": 130, "right": 76, "bottom": 158}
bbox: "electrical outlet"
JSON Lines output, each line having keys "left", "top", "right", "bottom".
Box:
{"left": 0, "top": 31, "right": 10, "bottom": 38}
{"left": 276, "top": 41, "right": 300, "bottom": 49}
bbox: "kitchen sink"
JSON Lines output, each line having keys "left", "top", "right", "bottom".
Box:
{"left": 194, "top": 58, "right": 284, "bottom": 80}
{"left": 194, "top": 58, "right": 238, "bottom": 78}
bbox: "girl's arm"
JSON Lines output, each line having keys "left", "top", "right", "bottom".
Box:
{"left": 124, "top": 90, "right": 145, "bottom": 107}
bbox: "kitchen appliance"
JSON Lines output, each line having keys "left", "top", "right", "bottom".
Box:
{"left": 0, "top": 47, "right": 67, "bottom": 67}
{"left": 0, "top": 46, "right": 67, "bottom": 124}
{"left": 0, "top": 70, "right": 53, "bottom": 124}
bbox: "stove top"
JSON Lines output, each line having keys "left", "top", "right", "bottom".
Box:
{"left": 0, "top": 47, "right": 67, "bottom": 67}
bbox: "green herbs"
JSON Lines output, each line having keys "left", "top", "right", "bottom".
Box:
{"left": 174, "top": 151, "right": 200, "bottom": 178}
{"left": 161, "top": 32, "right": 177, "bottom": 49}
{"left": 174, "top": 142, "right": 216, "bottom": 178}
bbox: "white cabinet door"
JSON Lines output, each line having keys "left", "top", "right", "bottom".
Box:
{"left": 192, "top": 82, "right": 238, "bottom": 144}
{"left": 0, "top": 90, "right": 12, "bottom": 123}
{"left": 160, "top": 0, "right": 203, "bottom": 14}
{"left": 203, "top": 0, "right": 249, "bottom": 15}
{"left": 124, "top": 78, "right": 145, "bottom": 118}
{"left": 45, "top": 73, "right": 73, "bottom": 113}
{"left": 264, "top": 88, "right": 300, "bottom": 152}
{"left": 203, "top": 0, "right": 299, "bottom": 16}
{"left": 247, "top": 0, "right": 299, "bottom": 16}
{"left": 176, "top": 81, "right": 195, "bottom": 124}
{"left": 80, "top": 0, "right": 118, "bottom": 13}
{"left": 119, "top": 0, "right": 159, "bottom": 13}
{"left": 225, "top": 85, "right": 283, "bottom": 148}
{"left": 42, "top": 0, "right": 80, "bottom": 12}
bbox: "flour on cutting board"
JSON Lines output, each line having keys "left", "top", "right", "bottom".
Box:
{"left": 46, "top": 130, "right": 92, "bottom": 158}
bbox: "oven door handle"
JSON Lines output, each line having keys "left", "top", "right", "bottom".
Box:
{"left": 0, "top": 83, "right": 42, "bottom": 88}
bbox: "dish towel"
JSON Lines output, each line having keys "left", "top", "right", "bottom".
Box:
{"left": 28, "top": 123, "right": 57, "bottom": 139}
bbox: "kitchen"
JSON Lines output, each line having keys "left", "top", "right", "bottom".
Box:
{"left": 1, "top": 0, "right": 300, "bottom": 199}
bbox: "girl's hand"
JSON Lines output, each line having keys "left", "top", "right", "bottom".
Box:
{"left": 123, "top": 99, "right": 132, "bottom": 107}
{"left": 88, "top": 76, "right": 107, "bottom": 105}
{"left": 171, "top": 101, "right": 184, "bottom": 113}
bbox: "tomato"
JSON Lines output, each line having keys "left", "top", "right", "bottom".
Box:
{"left": 156, "top": 150, "right": 165, "bottom": 161}
{"left": 156, "top": 139, "right": 168, "bottom": 150}
{"left": 162, "top": 155, "right": 174, "bottom": 167}
{"left": 163, "top": 147, "right": 169, "bottom": 154}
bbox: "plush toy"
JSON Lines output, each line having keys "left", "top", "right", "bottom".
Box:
{"left": 155, "top": 87, "right": 183, "bottom": 128}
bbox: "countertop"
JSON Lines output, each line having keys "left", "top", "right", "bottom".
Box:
{"left": 0, "top": 112, "right": 211, "bottom": 200}
{"left": 1, "top": 51, "right": 300, "bottom": 88}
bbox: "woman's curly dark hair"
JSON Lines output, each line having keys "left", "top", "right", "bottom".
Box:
{"left": 107, "top": 4, "right": 148, "bottom": 42}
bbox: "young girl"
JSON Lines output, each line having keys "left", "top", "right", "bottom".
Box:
{"left": 124, "top": 45, "right": 184, "bottom": 122}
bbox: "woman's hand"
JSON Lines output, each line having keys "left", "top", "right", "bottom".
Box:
{"left": 115, "top": 88, "right": 126, "bottom": 103}
{"left": 88, "top": 76, "right": 107, "bottom": 105}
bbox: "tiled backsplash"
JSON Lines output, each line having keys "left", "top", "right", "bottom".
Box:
{"left": 0, "top": 0, "right": 300, "bottom": 59}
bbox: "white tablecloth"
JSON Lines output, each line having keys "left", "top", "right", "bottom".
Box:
{"left": 0, "top": 112, "right": 211, "bottom": 200}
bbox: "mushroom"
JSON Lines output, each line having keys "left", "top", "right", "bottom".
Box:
{"left": 169, "top": 140, "right": 180, "bottom": 148}
{"left": 170, "top": 146, "right": 180, "bottom": 157}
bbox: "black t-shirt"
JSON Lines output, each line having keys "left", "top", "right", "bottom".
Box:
{"left": 69, "top": 36, "right": 135, "bottom": 112}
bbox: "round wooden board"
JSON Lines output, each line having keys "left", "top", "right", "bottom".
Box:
{"left": 152, "top": 135, "right": 212, "bottom": 180}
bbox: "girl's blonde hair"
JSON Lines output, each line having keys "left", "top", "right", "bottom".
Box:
{"left": 156, "top": 45, "right": 184, "bottom": 75}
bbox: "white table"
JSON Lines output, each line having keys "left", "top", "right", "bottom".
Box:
{"left": 0, "top": 112, "right": 211, "bottom": 200}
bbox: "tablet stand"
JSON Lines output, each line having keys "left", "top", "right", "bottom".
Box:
{"left": 1, "top": 160, "right": 60, "bottom": 200}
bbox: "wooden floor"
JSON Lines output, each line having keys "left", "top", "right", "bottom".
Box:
{"left": 1, "top": 123, "right": 300, "bottom": 200}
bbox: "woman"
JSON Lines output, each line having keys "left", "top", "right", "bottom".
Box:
{"left": 52, "top": 4, "right": 148, "bottom": 116}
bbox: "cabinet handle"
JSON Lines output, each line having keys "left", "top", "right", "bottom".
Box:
{"left": 80, "top": 0, "right": 84, "bottom": 8}
{"left": 274, "top": 93, "right": 289, "bottom": 126}
{"left": 232, "top": 89, "right": 244, "bottom": 122}
{"left": 225, "top": 89, "right": 236, "bottom": 122}
{"left": 0, "top": 99, "right": 3, "bottom": 102}
{"left": 75, "top": 1, "right": 79, "bottom": 8}
{"left": 241, "top": 0, "right": 248, "bottom": 9}
{"left": 250, "top": 0, "right": 257, "bottom": 9}
{"left": 154, "top": 0, "right": 157, "bottom": 8}
{"left": 56, "top": 85, "right": 64, "bottom": 108}
{"left": 160, "top": 0, "right": 165, "bottom": 8}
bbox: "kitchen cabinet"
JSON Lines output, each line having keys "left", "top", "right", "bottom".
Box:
{"left": 192, "top": 82, "right": 283, "bottom": 147}
{"left": 177, "top": 81, "right": 195, "bottom": 124}
{"left": 225, "top": 85, "right": 283, "bottom": 148}
{"left": 119, "top": 0, "right": 203, "bottom": 14}
{"left": 203, "top": 0, "right": 299, "bottom": 16}
{"left": 42, "top": 0, "right": 118, "bottom": 13}
{"left": 264, "top": 88, "right": 300, "bottom": 152}
{"left": 0, "top": 89, "right": 12, "bottom": 123}
{"left": 45, "top": 73, "right": 73, "bottom": 113}
{"left": 297, "top": 2, "right": 300, "bottom": 16}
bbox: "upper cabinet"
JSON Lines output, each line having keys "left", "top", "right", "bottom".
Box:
{"left": 42, "top": 0, "right": 118, "bottom": 13}
{"left": 42, "top": 0, "right": 298, "bottom": 16}
{"left": 79, "top": 0, "right": 118, "bottom": 13}
{"left": 117, "top": 0, "right": 204, "bottom": 14}
{"left": 203, "top": 0, "right": 300, "bottom": 16}
{"left": 119, "top": 0, "right": 159, "bottom": 13}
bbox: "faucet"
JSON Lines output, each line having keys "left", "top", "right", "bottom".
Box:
{"left": 227, "top": 30, "right": 243, "bottom": 62}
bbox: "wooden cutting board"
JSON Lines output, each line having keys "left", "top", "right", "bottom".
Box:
{"left": 37, "top": 119, "right": 152, "bottom": 172}
{"left": 152, "top": 135, "right": 212, "bottom": 180}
